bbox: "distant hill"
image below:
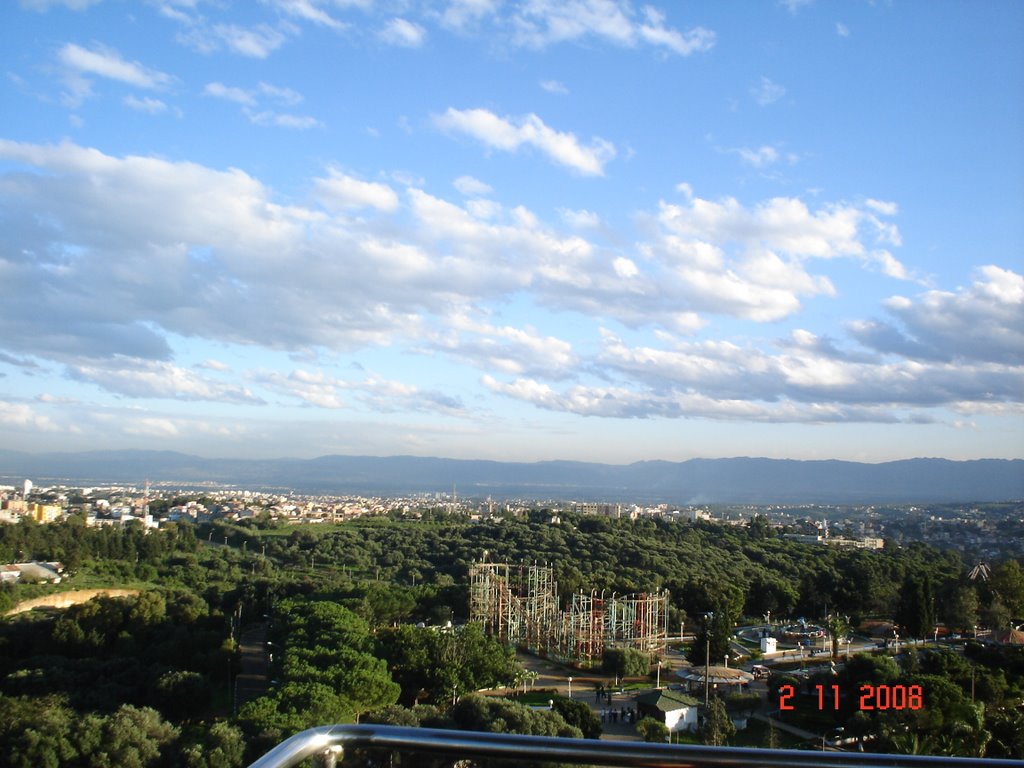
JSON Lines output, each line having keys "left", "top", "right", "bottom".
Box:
{"left": 0, "top": 450, "right": 1021, "bottom": 504}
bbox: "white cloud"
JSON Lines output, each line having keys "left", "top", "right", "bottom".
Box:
{"left": 255, "top": 368, "right": 466, "bottom": 414}
{"left": 58, "top": 43, "right": 171, "bottom": 88}
{"left": 36, "top": 393, "right": 80, "bottom": 404}
{"left": 182, "top": 23, "right": 291, "bottom": 58}
{"left": 836, "top": 22, "right": 850, "bottom": 37}
{"left": 440, "top": 0, "right": 500, "bottom": 30}
{"left": 69, "top": 359, "right": 264, "bottom": 403}
{"left": 219, "top": 24, "right": 290, "bottom": 57}
{"left": 156, "top": 1, "right": 198, "bottom": 24}
{"left": 256, "top": 369, "right": 347, "bottom": 409}
{"left": 512, "top": 0, "right": 715, "bottom": 56}
{"left": 204, "top": 82, "right": 257, "bottom": 106}
{"left": 379, "top": 18, "right": 427, "bottom": 47}
{"left": 540, "top": 79, "right": 569, "bottom": 94}
{"left": 657, "top": 194, "right": 893, "bottom": 259}
{"left": 851, "top": 266, "right": 1024, "bottom": 365}
{"left": 270, "top": 0, "right": 346, "bottom": 30}
{"left": 0, "top": 401, "right": 59, "bottom": 431}
{"left": 612, "top": 257, "right": 639, "bottom": 278}
{"left": 123, "top": 417, "right": 180, "bottom": 438}
{"left": 466, "top": 198, "right": 502, "bottom": 219}
{"left": 637, "top": 6, "right": 716, "bottom": 56}
{"left": 259, "top": 82, "right": 303, "bottom": 105}
{"left": 434, "top": 314, "right": 579, "bottom": 379}
{"left": 480, "top": 373, "right": 867, "bottom": 422}
{"left": 734, "top": 145, "right": 780, "bottom": 168}
{"left": 0, "top": 138, "right": 1018, "bottom": 431}
{"left": 123, "top": 95, "right": 168, "bottom": 114}
{"left": 0, "top": 141, "right": 918, "bottom": 368}
{"left": 20, "top": 0, "right": 102, "bottom": 11}
{"left": 246, "top": 110, "right": 321, "bottom": 129}
{"left": 453, "top": 175, "right": 493, "bottom": 196}
{"left": 869, "top": 250, "right": 911, "bottom": 280}
{"left": 865, "top": 198, "right": 898, "bottom": 216}
{"left": 196, "top": 359, "right": 230, "bottom": 372}
{"left": 559, "top": 208, "right": 601, "bottom": 229}
{"left": 435, "top": 107, "right": 616, "bottom": 176}
{"left": 780, "top": 0, "right": 814, "bottom": 13}
{"left": 481, "top": 315, "right": 1023, "bottom": 422}
{"left": 751, "top": 76, "right": 786, "bottom": 106}
{"left": 602, "top": 191, "right": 912, "bottom": 324}
{"left": 313, "top": 169, "right": 399, "bottom": 212}
{"left": 57, "top": 42, "right": 172, "bottom": 105}
{"left": 206, "top": 81, "right": 315, "bottom": 127}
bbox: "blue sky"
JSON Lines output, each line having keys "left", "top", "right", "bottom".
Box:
{"left": 0, "top": 0, "right": 1021, "bottom": 464}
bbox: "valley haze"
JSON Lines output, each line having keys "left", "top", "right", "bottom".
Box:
{"left": 1, "top": 450, "right": 1021, "bottom": 504}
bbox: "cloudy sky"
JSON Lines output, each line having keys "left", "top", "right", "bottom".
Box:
{"left": 1, "top": 0, "right": 1021, "bottom": 464}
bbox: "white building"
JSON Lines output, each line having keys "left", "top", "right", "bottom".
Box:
{"left": 635, "top": 688, "right": 701, "bottom": 732}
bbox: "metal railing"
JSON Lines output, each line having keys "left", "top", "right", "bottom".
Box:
{"left": 247, "top": 724, "right": 1024, "bottom": 768}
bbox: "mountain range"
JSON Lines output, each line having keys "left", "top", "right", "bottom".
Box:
{"left": 0, "top": 450, "right": 1021, "bottom": 504}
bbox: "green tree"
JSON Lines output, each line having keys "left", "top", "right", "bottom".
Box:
{"left": 376, "top": 624, "right": 517, "bottom": 705}
{"left": 153, "top": 671, "right": 211, "bottom": 722}
{"left": 635, "top": 716, "right": 669, "bottom": 743}
{"left": 988, "top": 560, "right": 1024, "bottom": 618}
{"left": 128, "top": 591, "right": 167, "bottom": 627}
{"left": 698, "top": 697, "right": 735, "bottom": 746}
{"left": 0, "top": 696, "right": 79, "bottom": 768}
{"left": 322, "top": 648, "right": 400, "bottom": 721}
{"left": 687, "top": 611, "right": 732, "bottom": 667}
{"left": 943, "top": 584, "right": 979, "bottom": 633}
{"left": 896, "top": 574, "right": 935, "bottom": 639}
{"left": 601, "top": 648, "right": 649, "bottom": 679}
{"left": 840, "top": 652, "right": 899, "bottom": 692}
{"left": 91, "top": 705, "right": 180, "bottom": 768}
{"left": 448, "top": 695, "right": 581, "bottom": 738}
{"left": 552, "top": 697, "right": 602, "bottom": 739}
{"left": 179, "top": 722, "right": 245, "bottom": 768}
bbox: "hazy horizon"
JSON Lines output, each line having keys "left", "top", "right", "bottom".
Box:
{"left": 4, "top": 446, "right": 1024, "bottom": 467}
{"left": 1, "top": 1, "right": 1021, "bottom": 464}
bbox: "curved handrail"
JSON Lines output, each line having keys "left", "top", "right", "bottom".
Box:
{"left": 246, "top": 724, "right": 1024, "bottom": 768}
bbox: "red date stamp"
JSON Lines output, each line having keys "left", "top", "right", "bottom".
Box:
{"left": 778, "top": 684, "right": 923, "bottom": 712}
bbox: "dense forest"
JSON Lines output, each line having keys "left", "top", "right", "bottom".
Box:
{"left": 1, "top": 511, "right": 1022, "bottom": 764}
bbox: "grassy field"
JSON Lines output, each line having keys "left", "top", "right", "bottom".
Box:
{"left": 505, "top": 689, "right": 561, "bottom": 706}
{"left": 11, "top": 570, "right": 155, "bottom": 601}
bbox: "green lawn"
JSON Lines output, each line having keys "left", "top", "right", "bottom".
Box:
{"left": 505, "top": 689, "right": 560, "bottom": 705}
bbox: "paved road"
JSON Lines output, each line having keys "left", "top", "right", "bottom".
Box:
{"left": 235, "top": 622, "right": 270, "bottom": 712}
{"left": 513, "top": 652, "right": 649, "bottom": 741}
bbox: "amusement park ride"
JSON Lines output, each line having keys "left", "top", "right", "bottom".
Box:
{"left": 468, "top": 560, "right": 669, "bottom": 663}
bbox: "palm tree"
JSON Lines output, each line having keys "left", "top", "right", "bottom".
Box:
{"left": 824, "top": 613, "right": 850, "bottom": 659}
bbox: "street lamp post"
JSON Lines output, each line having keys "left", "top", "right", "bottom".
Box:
{"left": 656, "top": 660, "right": 662, "bottom": 689}
{"left": 703, "top": 612, "right": 714, "bottom": 707}
{"left": 567, "top": 677, "right": 573, "bottom": 699}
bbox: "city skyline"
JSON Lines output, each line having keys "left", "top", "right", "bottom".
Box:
{"left": 1, "top": 0, "right": 1022, "bottom": 463}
